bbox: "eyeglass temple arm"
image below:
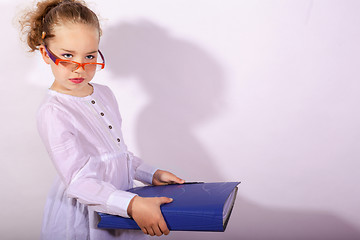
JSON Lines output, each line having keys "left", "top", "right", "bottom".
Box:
{"left": 98, "top": 49, "right": 105, "bottom": 65}
{"left": 44, "top": 45, "right": 58, "bottom": 63}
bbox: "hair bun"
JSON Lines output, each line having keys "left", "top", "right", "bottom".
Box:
{"left": 18, "top": 0, "right": 100, "bottom": 52}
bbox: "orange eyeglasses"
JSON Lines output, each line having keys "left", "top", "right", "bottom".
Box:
{"left": 44, "top": 45, "right": 105, "bottom": 72}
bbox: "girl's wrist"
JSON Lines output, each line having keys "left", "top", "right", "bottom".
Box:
{"left": 152, "top": 169, "right": 161, "bottom": 185}
{"left": 127, "top": 195, "right": 138, "bottom": 217}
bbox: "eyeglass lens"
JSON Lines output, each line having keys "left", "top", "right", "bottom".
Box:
{"left": 58, "top": 61, "right": 103, "bottom": 72}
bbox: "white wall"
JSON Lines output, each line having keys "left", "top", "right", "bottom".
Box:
{"left": 1, "top": 0, "right": 360, "bottom": 239}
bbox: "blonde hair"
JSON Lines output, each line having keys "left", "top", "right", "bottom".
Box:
{"left": 19, "top": 0, "right": 101, "bottom": 52}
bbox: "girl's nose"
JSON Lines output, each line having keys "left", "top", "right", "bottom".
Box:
{"left": 73, "top": 63, "right": 86, "bottom": 73}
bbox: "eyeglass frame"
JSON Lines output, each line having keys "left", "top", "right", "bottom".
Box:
{"left": 44, "top": 45, "right": 105, "bottom": 71}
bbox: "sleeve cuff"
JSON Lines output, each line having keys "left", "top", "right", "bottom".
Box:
{"left": 134, "top": 162, "right": 159, "bottom": 184}
{"left": 106, "top": 190, "right": 138, "bottom": 218}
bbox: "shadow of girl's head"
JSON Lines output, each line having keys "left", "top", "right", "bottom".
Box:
{"left": 101, "top": 20, "right": 225, "bottom": 124}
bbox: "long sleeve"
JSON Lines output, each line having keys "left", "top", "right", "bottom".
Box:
{"left": 37, "top": 104, "right": 137, "bottom": 217}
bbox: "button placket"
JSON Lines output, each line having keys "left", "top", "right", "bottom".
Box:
{"left": 90, "top": 99, "right": 122, "bottom": 145}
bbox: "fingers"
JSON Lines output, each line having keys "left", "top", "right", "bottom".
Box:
{"left": 159, "top": 218, "right": 170, "bottom": 235}
{"left": 152, "top": 225, "right": 162, "bottom": 236}
{"left": 150, "top": 217, "right": 170, "bottom": 236}
{"left": 171, "top": 176, "right": 185, "bottom": 184}
{"left": 131, "top": 196, "right": 172, "bottom": 236}
{"left": 146, "top": 227, "right": 155, "bottom": 236}
{"left": 164, "top": 173, "right": 185, "bottom": 184}
{"left": 141, "top": 227, "right": 148, "bottom": 235}
{"left": 159, "top": 197, "right": 173, "bottom": 204}
{"left": 146, "top": 198, "right": 171, "bottom": 236}
{"left": 152, "top": 170, "right": 185, "bottom": 185}
{"left": 143, "top": 221, "right": 169, "bottom": 236}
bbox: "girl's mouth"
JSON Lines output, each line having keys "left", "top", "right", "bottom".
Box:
{"left": 69, "top": 78, "right": 84, "bottom": 84}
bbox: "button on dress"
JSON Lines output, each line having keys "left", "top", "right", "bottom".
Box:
{"left": 37, "top": 83, "right": 156, "bottom": 240}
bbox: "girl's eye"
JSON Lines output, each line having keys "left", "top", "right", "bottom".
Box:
{"left": 62, "top": 53, "right": 73, "bottom": 59}
{"left": 86, "top": 55, "right": 95, "bottom": 60}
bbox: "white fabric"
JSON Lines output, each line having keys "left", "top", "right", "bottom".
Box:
{"left": 37, "top": 83, "right": 157, "bottom": 240}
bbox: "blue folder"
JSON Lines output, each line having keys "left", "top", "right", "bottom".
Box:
{"left": 97, "top": 182, "right": 240, "bottom": 232}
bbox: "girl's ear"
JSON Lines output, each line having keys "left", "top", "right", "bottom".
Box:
{"left": 39, "top": 45, "right": 51, "bottom": 65}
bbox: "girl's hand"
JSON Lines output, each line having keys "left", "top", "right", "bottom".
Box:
{"left": 152, "top": 170, "right": 185, "bottom": 185}
{"left": 127, "top": 170, "right": 184, "bottom": 236}
{"left": 127, "top": 195, "right": 173, "bottom": 236}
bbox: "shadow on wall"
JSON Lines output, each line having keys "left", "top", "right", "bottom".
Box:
{"left": 100, "top": 20, "right": 360, "bottom": 239}
{"left": 158, "top": 196, "right": 360, "bottom": 240}
{"left": 101, "top": 20, "right": 225, "bottom": 182}
{"left": 233, "top": 197, "right": 360, "bottom": 240}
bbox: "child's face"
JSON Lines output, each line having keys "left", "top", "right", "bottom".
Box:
{"left": 40, "top": 23, "right": 100, "bottom": 96}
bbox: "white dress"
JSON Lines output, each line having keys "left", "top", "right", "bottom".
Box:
{"left": 37, "top": 83, "right": 156, "bottom": 240}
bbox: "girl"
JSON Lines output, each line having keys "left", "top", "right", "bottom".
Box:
{"left": 19, "top": 0, "right": 184, "bottom": 239}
